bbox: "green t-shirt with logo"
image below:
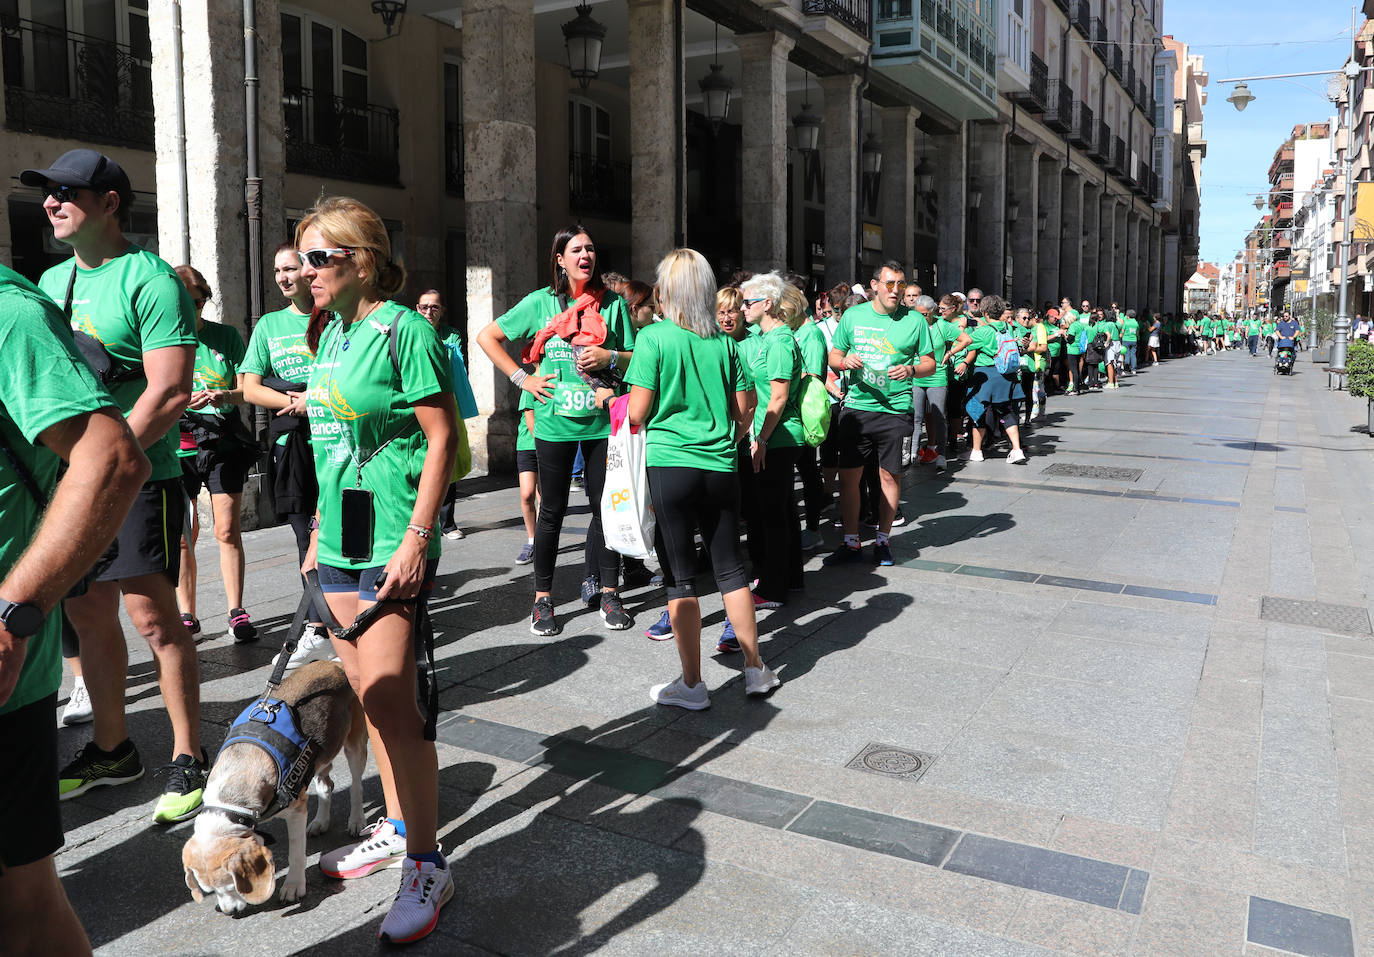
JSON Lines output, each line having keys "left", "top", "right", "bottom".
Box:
{"left": 241, "top": 307, "right": 315, "bottom": 384}
{"left": 914, "top": 316, "right": 960, "bottom": 387}
{"left": 963, "top": 319, "right": 1009, "bottom": 367}
{"left": 793, "top": 320, "right": 828, "bottom": 378}
{"left": 1246, "top": 319, "right": 1262, "bottom": 335}
{"left": 623, "top": 319, "right": 748, "bottom": 473}
{"left": 747, "top": 325, "right": 805, "bottom": 448}
{"left": 38, "top": 245, "right": 197, "bottom": 483}
{"left": 496, "top": 287, "right": 635, "bottom": 443}
{"left": 1047, "top": 321, "right": 1065, "bottom": 357}
{"left": 1262, "top": 322, "right": 1276, "bottom": 337}
{"left": 305, "top": 302, "right": 452, "bottom": 569}
{"left": 188, "top": 320, "right": 248, "bottom": 417}
{"left": 1121, "top": 318, "right": 1139, "bottom": 343}
{"left": 516, "top": 389, "right": 536, "bottom": 453}
{"left": 1066, "top": 318, "right": 1089, "bottom": 355}
{"left": 0, "top": 264, "right": 116, "bottom": 716}
{"left": 832, "top": 302, "right": 934, "bottom": 414}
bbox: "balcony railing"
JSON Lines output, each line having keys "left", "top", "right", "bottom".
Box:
{"left": 1, "top": 16, "right": 154, "bottom": 149}
{"left": 569, "top": 151, "right": 630, "bottom": 220}
{"left": 1111, "top": 136, "right": 1126, "bottom": 173}
{"left": 1092, "top": 119, "right": 1109, "bottom": 160}
{"left": 1045, "top": 80, "right": 1074, "bottom": 132}
{"left": 1126, "top": 63, "right": 1136, "bottom": 100}
{"left": 985, "top": 46, "right": 997, "bottom": 75}
{"left": 284, "top": 87, "right": 400, "bottom": 184}
{"left": 445, "top": 122, "right": 463, "bottom": 197}
{"left": 936, "top": 7, "right": 955, "bottom": 41}
{"left": 970, "top": 34, "right": 984, "bottom": 68}
{"left": 1069, "top": 0, "right": 1090, "bottom": 37}
{"left": 918, "top": 0, "right": 935, "bottom": 25}
{"left": 1107, "top": 42, "right": 1123, "bottom": 78}
{"left": 1070, "top": 100, "right": 1094, "bottom": 149}
{"left": 803, "top": 0, "right": 873, "bottom": 39}
{"left": 956, "top": 21, "right": 968, "bottom": 53}
{"left": 1009, "top": 52, "right": 1049, "bottom": 111}
{"left": 1088, "top": 16, "right": 1106, "bottom": 43}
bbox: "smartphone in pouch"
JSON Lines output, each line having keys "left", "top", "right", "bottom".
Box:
{"left": 340, "top": 487, "right": 374, "bottom": 560}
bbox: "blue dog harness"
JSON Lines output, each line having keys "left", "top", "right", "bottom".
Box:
{"left": 217, "top": 697, "right": 320, "bottom": 821}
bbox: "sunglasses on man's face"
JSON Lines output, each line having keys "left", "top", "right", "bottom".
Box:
{"left": 43, "top": 184, "right": 86, "bottom": 204}
{"left": 298, "top": 248, "right": 354, "bottom": 268}
{"left": 875, "top": 279, "right": 903, "bottom": 291}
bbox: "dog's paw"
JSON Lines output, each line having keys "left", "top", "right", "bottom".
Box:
{"left": 279, "top": 878, "right": 307, "bottom": 903}
{"left": 307, "top": 818, "right": 328, "bottom": 837}
{"left": 346, "top": 814, "right": 366, "bottom": 837}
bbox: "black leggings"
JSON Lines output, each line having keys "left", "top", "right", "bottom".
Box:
{"left": 796, "top": 444, "right": 826, "bottom": 531}
{"left": 648, "top": 466, "right": 749, "bottom": 601}
{"left": 752, "top": 445, "right": 803, "bottom": 599}
{"left": 534, "top": 437, "right": 618, "bottom": 594}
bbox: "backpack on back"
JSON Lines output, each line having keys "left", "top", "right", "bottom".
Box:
{"left": 797, "top": 375, "right": 832, "bottom": 447}
{"left": 993, "top": 328, "right": 1021, "bottom": 376}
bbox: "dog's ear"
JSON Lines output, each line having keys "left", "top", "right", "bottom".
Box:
{"left": 184, "top": 866, "right": 206, "bottom": 902}
{"left": 230, "top": 842, "right": 275, "bottom": 905}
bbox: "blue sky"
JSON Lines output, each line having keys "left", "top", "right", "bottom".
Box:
{"left": 1162, "top": 1, "right": 1355, "bottom": 267}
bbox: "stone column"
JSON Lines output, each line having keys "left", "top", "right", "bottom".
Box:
{"left": 1148, "top": 223, "right": 1163, "bottom": 313}
{"left": 1098, "top": 193, "right": 1116, "bottom": 305}
{"left": 1008, "top": 140, "right": 1038, "bottom": 305}
{"left": 1059, "top": 171, "right": 1083, "bottom": 302}
{"left": 1037, "top": 155, "right": 1063, "bottom": 306}
{"left": 1080, "top": 182, "right": 1100, "bottom": 306}
{"left": 968, "top": 121, "right": 1007, "bottom": 293}
{"left": 1113, "top": 202, "right": 1129, "bottom": 305}
{"left": 629, "top": 0, "right": 682, "bottom": 279}
{"left": 464, "top": 0, "right": 537, "bottom": 473}
{"left": 820, "top": 74, "right": 859, "bottom": 288}
{"left": 1124, "top": 212, "right": 1140, "bottom": 308}
{"left": 935, "top": 125, "right": 967, "bottom": 291}
{"left": 1138, "top": 217, "right": 1151, "bottom": 308}
{"left": 737, "top": 31, "right": 794, "bottom": 272}
{"left": 880, "top": 106, "right": 919, "bottom": 273}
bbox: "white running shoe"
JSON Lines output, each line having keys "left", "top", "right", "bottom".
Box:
{"left": 1007, "top": 449, "right": 1027, "bottom": 464}
{"left": 320, "top": 818, "right": 408, "bottom": 879}
{"left": 960, "top": 449, "right": 984, "bottom": 462}
{"left": 744, "top": 664, "right": 781, "bottom": 696}
{"left": 650, "top": 676, "right": 710, "bottom": 711}
{"left": 271, "top": 625, "right": 337, "bottom": 677}
{"left": 377, "top": 857, "right": 454, "bottom": 944}
{"left": 61, "top": 679, "right": 93, "bottom": 726}
{"left": 443, "top": 527, "right": 464, "bottom": 540}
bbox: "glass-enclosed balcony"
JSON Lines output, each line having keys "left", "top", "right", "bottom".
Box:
{"left": 871, "top": 0, "right": 997, "bottom": 120}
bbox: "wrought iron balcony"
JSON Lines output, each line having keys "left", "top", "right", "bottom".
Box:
{"left": 919, "top": 0, "right": 935, "bottom": 25}
{"left": 284, "top": 87, "right": 400, "bottom": 184}
{"left": 1, "top": 16, "right": 154, "bottom": 149}
{"left": 1107, "top": 42, "right": 1123, "bottom": 79}
{"left": 445, "top": 122, "right": 463, "bottom": 197}
{"left": 803, "top": 0, "right": 873, "bottom": 39}
{"left": 569, "top": 151, "right": 630, "bottom": 220}
{"left": 1009, "top": 52, "right": 1048, "bottom": 111}
{"left": 1126, "top": 62, "right": 1136, "bottom": 100}
{"left": 1088, "top": 16, "right": 1106, "bottom": 44}
{"left": 969, "top": 34, "right": 984, "bottom": 68}
{"left": 1070, "top": 100, "right": 1094, "bottom": 149}
{"left": 1110, "top": 136, "right": 1126, "bottom": 174}
{"left": 936, "top": 7, "right": 955, "bottom": 42}
{"left": 1069, "top": 0, "right": 1090, "bottom": 38}
{"left": 956, "top": 21, "right": 968, "bottom": 54}
{"left": 1092, "top": 119, "right": 1110, "bottom": 160}
{"left": 1045, "top": 80, "right": 1074, "bottom": 132}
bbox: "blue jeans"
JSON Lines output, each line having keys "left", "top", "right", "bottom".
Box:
{"left": 1248, "top": 335, "right": 1259, "bottom": 355}
{"left": 1122, "top": 343, "right": 1137, "bottom": 372}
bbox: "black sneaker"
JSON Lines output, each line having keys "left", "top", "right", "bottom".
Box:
{"left": 822, "top": 544, "right": 865, "bottom": 566}
{"left": 890, "top": 510, "right": 907, "bottom": 528}
{"left": 580, "top": 577, "right": 600, "bottom": 608}
{"left": 599, "top": 591, "right": 633, "bottom": 630}
{"left": 153, "top": 749, "right": 210, "bottom": 823}
{"left": 180, "top": 613, "right": 200, "bottom": 636}
{"left": 872, "top": 542, "right": 895, "bottom": 566}
{"left": 622, "top": 560, "right": 654, "bottom": 590}
{"left": 531, "top": 597, "right": 559, "bottom": 637}
{"left": 59, "top": 739, "right": 144, "bottom": 800}
{"left": 227, "top": 607, "right": 257, "bottom": 643}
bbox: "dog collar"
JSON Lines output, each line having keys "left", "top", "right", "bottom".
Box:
{"left": 203, "top": 802, "right": 261, "bottom": 829}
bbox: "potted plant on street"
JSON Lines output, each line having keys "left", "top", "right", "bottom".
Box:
{"left": 1346, "top": 340, "right": 1374, "bottom": 433}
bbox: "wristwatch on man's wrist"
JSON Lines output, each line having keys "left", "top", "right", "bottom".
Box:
{"left": 0, "top": 597, "right": 44, "bottom": 639}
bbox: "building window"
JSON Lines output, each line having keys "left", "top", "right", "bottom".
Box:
{"left": 444, "top": 59, "right": 462, "bottom": 195}
{"left": 569, "top": 96, "right": 611, "bottom": 162}
{"left": 280, "top": 8, "right": 368, "bottom": 105}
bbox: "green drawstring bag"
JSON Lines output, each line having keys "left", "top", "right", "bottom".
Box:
{"left": 798, "top": 375, "right": 832, "bottom": 447}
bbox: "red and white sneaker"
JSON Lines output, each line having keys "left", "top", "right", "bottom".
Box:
{"left": 378, "top": 856, "right": 454, "bottom": 943}
{"left": 320, "top": 818, "right": 407, "bottom": 879}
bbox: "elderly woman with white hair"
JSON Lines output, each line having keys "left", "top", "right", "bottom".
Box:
{"left": 738, "top": 271, "right": 807, "bottom": 607}
{"left": 625, "top": 250, "right": 781, "bottom": 710}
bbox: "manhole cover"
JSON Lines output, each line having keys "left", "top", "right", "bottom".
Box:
{"left": 1259, "top": 597, "right": 1373, "bottom": 636}
{"left": 845, "top": 743, "right": 935, "bottom": 782}
{"left": 1041, "top": 463, "right": 1144, "bottom": 482}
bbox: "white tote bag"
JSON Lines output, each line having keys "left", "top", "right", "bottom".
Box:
{"left": 600, "top": 394, "right": 656, "bottom": 559}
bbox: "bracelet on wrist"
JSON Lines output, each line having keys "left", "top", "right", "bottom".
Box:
{"left": 308, "top": 517, "right": 320, "bottom": 531}
{"left": 406, "top": 523, "right": 432, "bottom": 540}
{"left": 509, "top": 369, "right": 529, "bottom": 389}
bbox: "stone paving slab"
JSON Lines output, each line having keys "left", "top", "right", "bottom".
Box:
{"left": 48, "top": 351, "right": 1374, "bottom": 954}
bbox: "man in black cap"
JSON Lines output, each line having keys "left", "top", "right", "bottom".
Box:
{"left": 21, "top": 149, "right": 208, "bottom": 824}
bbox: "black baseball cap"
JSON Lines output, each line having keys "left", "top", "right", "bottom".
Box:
{"left": 20, "top": 149, "right": 132, "bottom": 207}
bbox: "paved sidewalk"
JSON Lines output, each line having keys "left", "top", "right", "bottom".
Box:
{"left": 57, "top": 348, "right": 1374, "bottom": 956}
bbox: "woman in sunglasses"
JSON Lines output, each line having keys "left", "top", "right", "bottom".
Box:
{"left": 294, "top": 196, "right": 459, "bottom": 943}
{"left": 476, "top": 225, "right": 637, "bottom": 638}
{"left": 171, "top": 265, "right": 257, "bottom": 644}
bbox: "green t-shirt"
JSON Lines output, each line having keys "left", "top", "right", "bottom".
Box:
{"left": 623, "top": 319, "right": 748, "bottom": 473}
{"left": 963, "top": 319, "right": 1008, "bottom": 367}
{"left": 1121, "top": 318, "right": 1139, "bottom": 343}
{"left": 241, "top": 307, "right": 315, "bottom": 384}
{"left": 1047, "top": 321, "right": 1065, "bottom": 357}
{"left": 0, "top": 264, "right": 115, "bottom": 716}
{"left": 305, "top": 302, "right": 452, "bottom": 569}
{"left": 1246, "top": 319, "right": 1262, "bottom": 335}
{"left": 1095, "top": 320, "right": 1118, "bottom": 343}
{"left": 38, "top": 246, "right": 197, "bottom": 483}
{"left": 1262, "top": 322, "right": 1277, "bottom": 336}
{"left": 496, "top": 288, "right": 635, "bottom": 443}
{"left": 793, "top": 320, "right": 828, "bottom": 378}
{"left": 1027, "top": 322, "right": 1050, "bottom": 372}
{"left": 913, "top": 317, "right": 960, "bottom": 387}
{"left": 747, "top": 325, "right": 805, "bottom": 448}
{"left": 516, "top": 390, "right": 536, "bottom": 452}
{"left": 832, "top": 302, "right": 934, "bottom": 414}
{"left": 1066, "top": 318, "right": 1089, "bottom": 355}
{"left": 188, "top": 320, "right": 248, "bottom": 417}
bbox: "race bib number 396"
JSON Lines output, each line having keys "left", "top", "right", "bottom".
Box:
{"left": 555, "top": 382, "right": 597, "bottom": 417}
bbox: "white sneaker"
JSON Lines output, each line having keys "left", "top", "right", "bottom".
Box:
{"left": 960, "top": 449, "right": 984, "bottom": 462}
{"left": 377, "top": 856, "right": 453, "bottom": 944}
{"left": 61, "top": 679, "right": 93, "bottom": 726}
{"left": 744, "top": 664, "right": 781, "bottom": 696}
{"left": 271, "top": 625, "right": 337, "bottom": 677}
{"left": 1007, "top": 449, "right": 1027, "bottom": 464}
{"left": 650, "top": 676, "right": 710, "bottom": 711}
{"left": 443, "top": 527, "right": 464, "bottom": 540}
{"left": 320, "top": 818, "right": 408, "bottom": 879}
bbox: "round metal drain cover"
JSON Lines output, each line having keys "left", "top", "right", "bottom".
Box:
{"left": 863, "top": 748, "right": 924, "bottom": 775}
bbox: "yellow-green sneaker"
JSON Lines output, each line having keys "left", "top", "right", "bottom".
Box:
{"left": 152, "top": 750, "right": 209, "bottom": 824}
{"left": 58, "top": 739, "right": 143, "bottom": 800}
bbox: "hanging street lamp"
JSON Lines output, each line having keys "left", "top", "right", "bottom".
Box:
{"left": 563, "top": 2, "right": 607, "bottom": 90}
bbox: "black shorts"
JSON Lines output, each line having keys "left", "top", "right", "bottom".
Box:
{"left": 834, "top": 406, "right": 912, "bottom": 474}
{"left": 0, "top": 693, "right": 62, "bottom": 872}
{"left": 516, "top": 448, "right": 539, "bottom": 475}
{"left": 93, "top": 477, "right": 184, "bottom": 583}
{"left": 180, "top": 449, "right": 251, "bottom": 499}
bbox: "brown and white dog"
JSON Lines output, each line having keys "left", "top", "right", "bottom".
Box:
{"left": 182, "top": 660, "right": 368, "bottom": 912}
